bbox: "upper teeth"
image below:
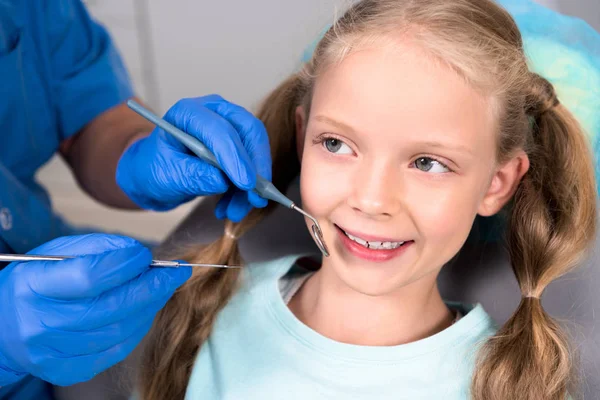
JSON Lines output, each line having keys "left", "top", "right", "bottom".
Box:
{"left": 345, "top": 231, "right": 404, "bottom": 250}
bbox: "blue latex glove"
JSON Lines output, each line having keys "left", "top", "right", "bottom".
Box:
{"left": 117, "top": 95, "right": 272, "bottom": 222}
{"left": 0, "top": 234, "right": 191, "bottom": 387}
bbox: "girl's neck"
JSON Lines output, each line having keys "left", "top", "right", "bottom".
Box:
{"left": 288, "top": 265, "right": 454, "bottom": 347}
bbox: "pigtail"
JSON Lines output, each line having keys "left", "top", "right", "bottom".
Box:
{"left": 472, "top": 74, "right": 598, "bottom": 400}
{"left": 138, "top": 71, "right": 308, "bottom": 400}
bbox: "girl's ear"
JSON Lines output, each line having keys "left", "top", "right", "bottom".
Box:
{"left": 295, "top": 106, "right": 307, "bottom": 163}
{"left": 478, "top": 151, "right": 530, "bottom": 216}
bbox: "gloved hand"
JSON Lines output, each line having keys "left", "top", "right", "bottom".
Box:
{"left": 0, "top": 234, "right": 191, "bottom": 387}
{"left": 117, "top": 95, "right": 272, "bottom": 222}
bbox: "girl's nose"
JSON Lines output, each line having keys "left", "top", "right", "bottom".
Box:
{"left": 347, "top": 160, "right": 402, "bottom": 218}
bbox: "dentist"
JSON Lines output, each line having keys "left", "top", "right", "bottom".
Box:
{"left": 0, "top": 0, "right": 272, "bottom": 398}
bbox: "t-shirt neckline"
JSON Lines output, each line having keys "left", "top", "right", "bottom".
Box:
{"left": 262, "top": 254, "right": 494, "bottom": 364}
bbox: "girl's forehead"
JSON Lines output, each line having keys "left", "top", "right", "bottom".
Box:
{"left": 309, "top": 45, "right": 495, "bottom": 147}
{"left": 314, "top": 43, "right": 485, "bottom": 106}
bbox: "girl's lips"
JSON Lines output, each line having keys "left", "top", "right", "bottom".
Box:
{"left": 335, "top": 225, "right": 413, "bottom": 263}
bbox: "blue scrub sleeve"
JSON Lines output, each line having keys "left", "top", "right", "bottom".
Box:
{"left": 46, "top": 0, "right": 134, "bottom": 140}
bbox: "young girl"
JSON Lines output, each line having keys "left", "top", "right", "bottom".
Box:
{"left": 138, "top": 0, "right": 598, "bottom": 399}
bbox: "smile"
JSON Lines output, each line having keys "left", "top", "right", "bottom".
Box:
{"left": 343, "top": 231, "right": 404, "bottom": 250}
{"left": 335, "top": 224, "right": 413, "bottom": 262}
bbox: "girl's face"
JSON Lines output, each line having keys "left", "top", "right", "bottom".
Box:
{"left": 296, "top": 42, "right": 528, "bottom": 297}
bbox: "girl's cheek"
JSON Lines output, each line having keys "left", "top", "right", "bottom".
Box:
{"left": 409, "top": 186, "right": 480, "bottom": 242}
{"left": 300, "top": 153, "right": 352, "bottom": 216}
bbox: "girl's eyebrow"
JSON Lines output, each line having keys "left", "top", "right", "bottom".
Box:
{"left": 416, "top": 140, "right": 475, "bottom": 156}
{"left": 314, "top": 115, "right": 357, "bottom": 135}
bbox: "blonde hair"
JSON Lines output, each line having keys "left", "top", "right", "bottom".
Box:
{"left": 139, "top": 1, "right": 598, "bottom": 399}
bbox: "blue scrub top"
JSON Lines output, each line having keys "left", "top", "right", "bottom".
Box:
{"left": 0, "top": 0, "right": 133, "bottom": 398}
{"left": 0, "top": 0, "right": 133, "bottom": 256}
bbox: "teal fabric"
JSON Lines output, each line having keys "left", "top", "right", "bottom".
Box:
{"left": 498, "top": 0, "right": 600, "bottom": 154}
{"left": 185, "top": 255, "right": 497, "bottom": 399}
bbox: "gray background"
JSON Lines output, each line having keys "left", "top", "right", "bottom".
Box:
{"left": 91, "top": 0, "right": 600, "bottom": 115}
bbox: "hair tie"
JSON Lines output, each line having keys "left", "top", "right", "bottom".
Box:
{"left": 224, "top": 226, "right": 238, "bottom": 240}
{"left": 526, "top": 73, "right": 560, "bottom": 117}
{"left": 524, "top": 293, "right": 540, "bottom": 300}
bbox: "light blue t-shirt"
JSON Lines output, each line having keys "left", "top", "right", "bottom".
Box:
{"left": 186, "top": 254, "right": 497, "bottom": 399}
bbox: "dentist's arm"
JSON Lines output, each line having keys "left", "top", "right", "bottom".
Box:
{"left": 60, "top": 98, "right": 153, "bottom": 209}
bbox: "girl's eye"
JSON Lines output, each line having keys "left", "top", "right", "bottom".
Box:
{"left": 413, "top": 157, "right": 450, "bottom": 173}
{"left": 323, "top": 138, "right": 353, "bottom": 155}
